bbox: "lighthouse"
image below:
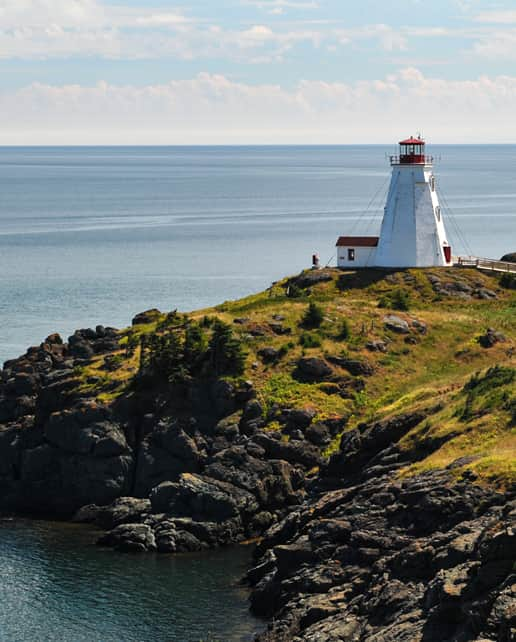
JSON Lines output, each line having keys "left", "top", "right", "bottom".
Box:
{"left": 336, "top": 137, "right": 453, "bottom": 268}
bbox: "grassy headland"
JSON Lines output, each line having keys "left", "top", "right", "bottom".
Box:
{"left": 72, "top": 266, "right": 515, "bottom": 488}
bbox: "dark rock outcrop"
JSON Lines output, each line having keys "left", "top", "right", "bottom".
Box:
{"left": 295, "top": 358, "right": 333, "bottom": 382}
{"left": 249, "top": 464, "right": 514, "bottom": 642}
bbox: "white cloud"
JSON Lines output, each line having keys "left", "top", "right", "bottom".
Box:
{"left": 474, "top": 11, "right": 516, "bottom": 24}
{"left": 242, "top": 0, "right": 320, "bottom": 12}
{"left": 2, "top": 69, "right": 515, "bottom": 144}
{"left": 471, "top": 29, "right": 516, "bottom": 59}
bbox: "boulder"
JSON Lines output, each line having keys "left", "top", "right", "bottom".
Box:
{"left": 366, "top": 340, "right": 388, "bottom": 353}
{"left": 93, "top": 497, "right": 152, "bottom": 530}
{"left": 131, "top": 309, "right": 162, "bottom": 325}
{"left": 478, "top": 328, "right": 506, "bottom": 348}
{"left": 97, "top": 523, "right": 156, "bottom": 553}
{"left": 306, "top": 422, "right": 332, "bottom": 446}
{"left": 287, "top": 408, "right": 316, "bottom": 430}
{"left": 500, "top": 252, "right": 516, "bottom": 263}
{"left": 269, "top": 323, "right": 291, "bottom": 336}
{"left": 253, "top": 432, "right": 322, "bottom": 468}
{"left": 45, "top": 412, "right": 129, "bottom": 458}
{"left": 258, "top": 347, "right": 281, "bottom": 364}
{"left": 295, "top": 358, "right": 333, "bottom": 382}
{"left": 149, "top": 473, "right": 258, "bottom": 523}
{"left": 133, "top": 429, "right": 201, "bottom": 498}
{"left": 383, "top": 315, "right": 410, "bottom": 334}
{"left": 327, "top": 356, "right": 375, "bottom": 377}
{"left": 294, "top": 270, "right": 334, "bottom": 288}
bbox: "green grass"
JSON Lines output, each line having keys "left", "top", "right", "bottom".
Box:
{"left": 74, "top": 266, "right": 515, "bottom": 488}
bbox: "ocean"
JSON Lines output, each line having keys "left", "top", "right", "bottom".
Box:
{"left": 0, "top": 145, "right": 515, "bottom": 641}
{"left": 0, "top": 519, "right": 262, "bottom": 641}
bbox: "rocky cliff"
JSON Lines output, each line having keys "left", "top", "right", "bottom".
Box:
{"left": 0, "top": 267, "right": 514, "bottom": 640}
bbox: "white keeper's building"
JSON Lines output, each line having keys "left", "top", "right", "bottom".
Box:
{"left": 337, "top": 137, "right": 452, "bottom": 269}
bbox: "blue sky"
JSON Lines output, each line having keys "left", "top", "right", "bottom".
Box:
{"left": 1, "top": 0, "right": 516, "bottom": 143}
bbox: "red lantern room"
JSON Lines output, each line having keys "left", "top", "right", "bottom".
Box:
{"left": 391, "top": 136, "right": 432, "bottom": 165}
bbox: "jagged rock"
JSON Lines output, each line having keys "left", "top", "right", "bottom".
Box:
{"left": 45, "top": 407, "right": 129, "bottom": 457}
{"left": 287, "top": 408, "right": 316, "bottom": 430}
{"left": 131, "top": 309, "right": 162, "bottom": 325}
{"left": 150, "top": 473, "right": 258, "bottom": 524}
{"left": 133, "top": 423, "right": 202, "bottom": 498}
{"left": 253, "top": 432, "right": 322, "bottom": 469}
{"left": 45, "top": 333, "right": 63, "bottom": 345}
{"left": 94, "top": 497, "right": 152, "bottom": 530}
{"left": 6, "top": 373, "right": 38, "bottom": 397}
{"left": 242, "top": 400, "right": 263, "bottom": 423}
{"left": 97, "top": 523, "right": 156, "bottom": 553}
{"left": 294, "top": 270, "right": 334, "bottom": 288}
{"left": 325, "top": 412, "right": 424, "bottom": 478}
{"left": 477, "top": 288, "right": 497, "bottom": 300}
{"left": 209, "top": 379, "right": 236, "bottom": 417}
{"left": 305, "top": 423, "right": 331, "bottom": 446}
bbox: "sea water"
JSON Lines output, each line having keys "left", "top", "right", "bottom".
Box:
{"left": 0, "top": 519, "right": 262, "bottom": 641}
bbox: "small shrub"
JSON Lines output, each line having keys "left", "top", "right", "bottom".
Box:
{"left": 125, "top": 332, "right": 139, "bottom": 356}
{"left": 299, "top": 332, "right": 322, "bottom": 348}
{"left": 378, "top": 288, "right": 411, "bottom": 311}
{"left": 277, "top": 342, "right": 295, "bottom": 358}
{"left": 500, "top": 273, "right": 516, "bottom": 289}
{"left": 287, "top": 283, "right": 303, "bottom": 298}
{"left": 338, "top": 319, "right": 351, "bottom": 340}
{"left": 301, "top": 302, "right": 324, "bottom": 328}
{"left": 156, "top": 309, "right": 182, "bottom": 331}
{"left": 103, "top": 354, "right": 125, "bottom": 371}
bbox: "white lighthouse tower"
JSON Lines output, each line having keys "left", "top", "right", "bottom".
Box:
{"left": 336, "top": 136, "right": 453, "bottom": 268}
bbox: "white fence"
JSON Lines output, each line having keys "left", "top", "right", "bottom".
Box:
{"left": 455, "top": 256, "right": 516, "bottom": 274}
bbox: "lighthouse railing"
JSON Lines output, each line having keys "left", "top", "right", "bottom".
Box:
{"left": 390, "top": 155, "right": 434, "bottom": 165}
{"left": 456, "top": 256, "right": 516, "bottom": 274}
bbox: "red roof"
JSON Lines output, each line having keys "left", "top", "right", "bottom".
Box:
{"left": 336, "top": 236, "right": 379, "bottom": 247}
{"left": 399, "top": 137, "right": 425, "bottom": 145}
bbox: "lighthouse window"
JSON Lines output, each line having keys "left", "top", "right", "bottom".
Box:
{"left": 430, "top": 176, "right": 435, "bottom": 191}
{"left": 348, "top": 248, "right": 355, "bottom": 261}
{"left": 435, "top": 206, "right": 441, "bottom": 221}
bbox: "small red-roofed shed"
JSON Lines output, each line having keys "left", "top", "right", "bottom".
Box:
{"left": 335, "top": 236, "right": 379, "bottom": 267}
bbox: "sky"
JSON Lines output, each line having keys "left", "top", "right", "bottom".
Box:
{"left": 1, "top": 0, "right": 516, "bottom": 144}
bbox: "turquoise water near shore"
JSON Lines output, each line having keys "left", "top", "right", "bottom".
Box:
{"left": 0, "top": 518, "right": 262, "bottom": 641}
{"left": 1, "top": 145, "right": 515, "bottom": 364}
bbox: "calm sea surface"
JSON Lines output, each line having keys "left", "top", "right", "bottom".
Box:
{"left": 0, "top": 145, "right": 515, "bottom": 640}
{"left": 0, "top": 519, "right": 262, "bottom": 641}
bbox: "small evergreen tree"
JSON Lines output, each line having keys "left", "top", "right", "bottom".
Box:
{"left": 208, "top": 320, "right": 247, "bottom": 376}
{"left": 184, "top": 323, "right": 208, "bottom": 375}
{"left": 301, "top": 302, "right": 324, "bottom": 329}
{"left": 391, "top": 288, "right": 411, "bottom": 311}
{"left": 146, "top": 330, "right": 186, "bottom": 383}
